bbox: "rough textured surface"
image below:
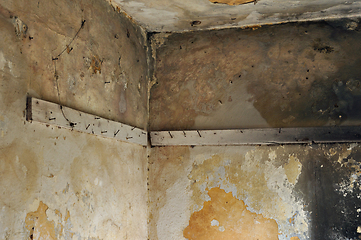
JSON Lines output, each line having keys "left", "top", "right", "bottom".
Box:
{"left": 109, "top": 0, "right": 361, "bottom": 32}
{"left": 0, "top": 0, "right": 149, "bottom": 129}
{"left": 0, "top": 0, "right": 148, "bottom": 239}
{"left": 149, "top": 144, "right": 361, "bottom": 240}
{"left": 183, "top": 187, "right": 279, "bottom": 240}
{"left": 150, "top": 20, "right": 361, "bottom": 131}
{"left": 2, "top": 0, "right": 361, "bottom": 239}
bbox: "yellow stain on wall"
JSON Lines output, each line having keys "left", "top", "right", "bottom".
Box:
{"left": 183, "top": 187, "right": 279, "bottom": 240}
{"left": 284, "top": 156, "right": 302, "bottom": 184}
{"left": 25, "top": 201, "right": 56, "bottom": 240}
{"left": 209, "top": 0, "right": 257, "bottom": 5}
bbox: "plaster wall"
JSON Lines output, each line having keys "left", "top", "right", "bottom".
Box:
{"left": 0, "top": 0, "right": 148, "bottom": 239}
{"left": 149, "top": 144, "right": 361, "bottom": 240}
{"left": 149, "top": 19, "right": 361, "bottom": 131}
{"left": 148, "top": 18, "right": 361, "bottom": 240}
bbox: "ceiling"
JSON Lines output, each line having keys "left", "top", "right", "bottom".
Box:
{"left": 109, "top": 0, "right": 361, "bottom": 32}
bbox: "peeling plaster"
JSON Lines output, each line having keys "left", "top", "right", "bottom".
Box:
{"left": 184, "top": 187, "right": 279, "bottom": 240}
{"left": 150, "top": 144, "right": 361, "bottom": 239}
{"left": 149, "top": 146, "right": 313, "bottom": 239}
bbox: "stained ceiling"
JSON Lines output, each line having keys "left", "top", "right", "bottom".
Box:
{"left": 109, "top": 0, "right": 361, "bottom": 32}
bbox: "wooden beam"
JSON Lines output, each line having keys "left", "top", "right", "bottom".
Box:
{"left": 150, "top": 127, "right": 361, "bottom": 146}
{"left": 27, "top": 97, "right": 147, "bottom": 146}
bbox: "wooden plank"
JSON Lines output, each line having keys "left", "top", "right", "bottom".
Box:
{"left": 150, "top": 127, "right": 361, "bottom": 146}
{"left": 27, "top": 97, "right": 147, "bottom": 146}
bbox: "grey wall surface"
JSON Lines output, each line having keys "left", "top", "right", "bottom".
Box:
{"left": 150, "top": 19, "right": 361, "bottom": 131}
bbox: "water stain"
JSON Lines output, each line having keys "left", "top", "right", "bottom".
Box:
{"left": 0, "top": 141, "right": 39, "bottom": 207}
{"left": 150, "top": 21, "right": 361, "bottom": 130}
{"left": 25, "top": 201, "right": 56, "bottom": 240}
{"left": 183, "top": 187, "right": 279, "bottom": 240}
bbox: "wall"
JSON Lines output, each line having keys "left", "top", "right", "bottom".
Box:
{"left": 149, "top": 144, "right": 361, "bottom": 240}
{"left": 0, "top": 0, "right": 148, "bottom": 239}
{"left": 149, "top": 19, "right": 361, "bottom": 131}
{"left": 148, "top": 19, "right": 361, "bottom": 240}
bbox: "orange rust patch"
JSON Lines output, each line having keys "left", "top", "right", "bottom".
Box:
{"left": 183, "top": 187, "right": 279, "bottom": 240}
{"left": 290, "top": 237, "right": 300, "bottom": 240}
{"left": 209, "top": 0, "right": 257, "bottom": 5}
{"left": 289, "top": 213, "right": 297, "bottom": 224}
{"left": 25, "top": 201, "right": 56, "bottom": 240}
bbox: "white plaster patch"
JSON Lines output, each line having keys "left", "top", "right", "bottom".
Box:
{"left": 263, "top": 158, "right": 309, "bottom": 239}
{"left": 269, "top": 151, "right": 277, "bottom": 161}
{"left": 219, "top": 226, "right": 225, "bottom": 232}
{"left": 348, "top": 143, "right": 358, "bottom": 150}
{"left": 28, "top": 199, "right": 41, "bottom": 212}
{"left": 157, "top": 179, "right": 192, "bottom": 240}
{"left": 211, "top": 219, "right": 219, "bottom": 226}
{"left": 0, "top": 52, "right": 6, "bottom": 71}
{"left": 46, "top": 208, "right": 61, "bottom": 227}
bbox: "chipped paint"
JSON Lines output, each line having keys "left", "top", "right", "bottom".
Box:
{"left": 25, "top": 202, "right": 56, "bottom": 240}
{"left": 188, "top": 148, "right": 310, "bottom": 239}
{"left": 150, "top": 144, "right": 361, "bottom": 239}
{"left": 183, "top": 187, "right": 279, "bottom": 240}
{"left": 2, "top": 1, "right": 361, "bottom": 240}
{"left": 149, "top": 146, "right": 312, "bottom": 240}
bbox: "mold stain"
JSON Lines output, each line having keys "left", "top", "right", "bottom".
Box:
{"left": 183, "top": 187, "right": 279, "bottom": 240}
{"left": 25, "top": 201, "right": 56, "bottom": 240}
